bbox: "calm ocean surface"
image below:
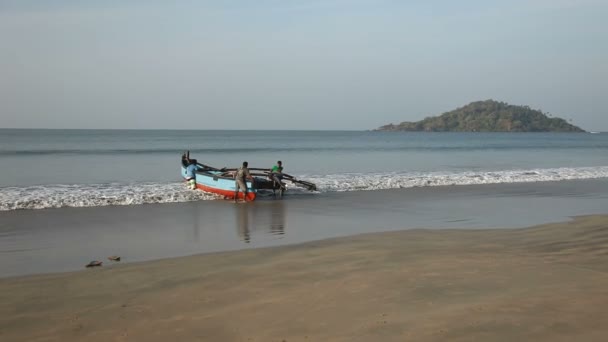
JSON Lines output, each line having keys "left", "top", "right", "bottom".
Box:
{"left": 1, "top": 129, "right": 607, "bottom": 210}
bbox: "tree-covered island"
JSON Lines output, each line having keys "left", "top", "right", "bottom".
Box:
{"left": 376, "top": 100, "right": 585, "bottom": 132}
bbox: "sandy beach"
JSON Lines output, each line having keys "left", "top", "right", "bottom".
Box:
{"left": 3, "top": 0, "right": 608, "bottom": 340}
{"left": 2, "top": 215, "right": 608, "bottom": 341}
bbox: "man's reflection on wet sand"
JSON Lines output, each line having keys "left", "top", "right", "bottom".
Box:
{"left": 236, "top": 204, "right": 251, "bottom": 243}
{"left": 269, "top": 200, "right": 285, "bottom": 236}
{"left": 235, "top": 200, "right": 286, "bottom": 243}
{"left": 191, "top": 202, "right": 200, "bottom": 243}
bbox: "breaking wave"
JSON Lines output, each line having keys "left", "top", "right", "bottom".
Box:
{"left": 1, "top": 166, "right": 608, "bottom": 211}
{"left": 0, "top": 182, "right": 220, "bottom": 211}
{"left": 304, "top": 166, "right": 608, "bottom": 192}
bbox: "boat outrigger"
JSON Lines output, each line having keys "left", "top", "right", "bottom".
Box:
{"left": 180, "top": 152, "right": 317, "bottom": 201}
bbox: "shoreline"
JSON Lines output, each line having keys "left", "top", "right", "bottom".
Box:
{"left": 2, "top": 178, "right": 608, "bottom": 278}
{"left": 0, "top": 212, "right": 591, "bottom": 281}
{"left": 2, "top": 215, "right": 608, "bottom": 341}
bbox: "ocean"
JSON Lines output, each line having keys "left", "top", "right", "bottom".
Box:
{"left": 1, "top": 129, "right": 607, "bottom": 211}
{"left": 2, "top": 129, "right": 608, "bottom": 276}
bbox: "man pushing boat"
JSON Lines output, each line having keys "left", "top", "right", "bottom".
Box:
{"left": 269, "top": 160, "right": 286, "bottom": 196}
{"left": 234, "top": 161, "right": 254, "bottom": 203}
{"left": 184, "top": 158, "right": 198, "bottom": 190}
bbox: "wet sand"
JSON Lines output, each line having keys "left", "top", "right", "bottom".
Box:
{"left": 3, "top": 178, "right": 608, "bottom": 277}
{"left": 2, "top": 215, "right": 608, "bottom": 341}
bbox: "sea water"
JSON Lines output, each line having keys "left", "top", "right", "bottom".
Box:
{"left": 1, "top": 129, "right": 607, "bottom": 210}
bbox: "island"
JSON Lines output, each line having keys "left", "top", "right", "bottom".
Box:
{"left": 375, "top": 100, "right": 585, "bottom": 132}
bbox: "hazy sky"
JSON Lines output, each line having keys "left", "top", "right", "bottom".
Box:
{"left": 1, "top": 0, "right": 607, "bottom": 130}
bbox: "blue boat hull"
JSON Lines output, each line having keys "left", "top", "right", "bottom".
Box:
{"left": 181, "top": 166, "right": 257, "bottom": 200}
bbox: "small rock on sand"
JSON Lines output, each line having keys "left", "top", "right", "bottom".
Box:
{"left": 85, "top": 261, "right": 102, "bottom": 268}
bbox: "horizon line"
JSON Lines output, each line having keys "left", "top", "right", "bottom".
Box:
{"left": 0, "top": 127, "right": 366, "bottom": 132}
{"left": 0, "top": 128, "right": 603, "bottom": 133}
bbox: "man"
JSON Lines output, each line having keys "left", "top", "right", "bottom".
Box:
{"left": 234, "top": 161, "right": 253, "bottom": 202}
{"left": 271, "top": 160, "right": 283, "bottom": 175}
{"left": 185, "top": 159, "right": 198, "bottom": 190}
{"left": 270, "top": 160, "right": 286, "bottom": 195}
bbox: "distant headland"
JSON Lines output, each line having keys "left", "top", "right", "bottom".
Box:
{"left": 375, "top": 100, "right": 585, "bottom": 132}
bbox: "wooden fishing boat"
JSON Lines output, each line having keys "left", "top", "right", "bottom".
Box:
{"left": 180, "top": 152, "right": 316, "bottom": 201}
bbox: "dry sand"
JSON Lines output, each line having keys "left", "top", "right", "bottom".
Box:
{"left": 2, "top": 215, "right": 608, "bottom": 341}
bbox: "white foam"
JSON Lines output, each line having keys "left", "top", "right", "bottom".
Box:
{"left": 305, "top": 166, "right": 608, "bottom": 192}
{"left": 0, "top": 182, "right": 219, "bottom": 211}
{"left": 1, "top": 166, "right": 608, "bottom": 210}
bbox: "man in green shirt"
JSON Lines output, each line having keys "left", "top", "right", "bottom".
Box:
{"left": 270, "top": 161, "right": 285, "bottom": 195}
{"left": 271, "top": 160, "right": 283, "bottom": 175}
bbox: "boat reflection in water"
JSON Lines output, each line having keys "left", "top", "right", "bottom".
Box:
{"left": 236, "top": 200, "right": 286, "bottom": 243}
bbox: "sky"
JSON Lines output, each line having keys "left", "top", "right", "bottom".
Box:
{"left": 0, "top": 0, "right": 607, "bottom": 130}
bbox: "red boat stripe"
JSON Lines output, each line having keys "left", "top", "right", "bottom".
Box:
{"left": 195, "top": 183, "right": 257, "bottom": 201}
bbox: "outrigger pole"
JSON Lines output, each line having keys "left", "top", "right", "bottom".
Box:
{"left": 214, "top": 168, "right": 317, "bottom": 191}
